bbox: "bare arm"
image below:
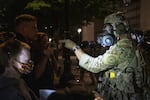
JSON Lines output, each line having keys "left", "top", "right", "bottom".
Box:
{"left": 64, "top": 39, "right": 118, "bottom": 73}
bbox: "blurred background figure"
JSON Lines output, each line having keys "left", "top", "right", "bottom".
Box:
{"left": 130, "top": 29, "right": 150, "bottom": 100}
{"left": 130, "top": 29, "right": 144, "bottom": 45}
{"left": 0, "top": 31, "right": 16, "bottom": 44}
{"left": 0, "top": 34, "right": 39, "bottom": 100}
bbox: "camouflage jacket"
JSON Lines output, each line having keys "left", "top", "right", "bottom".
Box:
{"left": 79, "top": 37, "right": 143, "bottom": 92}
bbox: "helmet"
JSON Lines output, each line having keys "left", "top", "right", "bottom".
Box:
{"left": 104, "top": 12, "right": 129, "bottom": 35}
{"left": 97, "top": 12, "right": 129, "bottom": 47}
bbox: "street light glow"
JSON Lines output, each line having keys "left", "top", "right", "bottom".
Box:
{"left": 77, "top": 28, "right": 82, "bottom": 34}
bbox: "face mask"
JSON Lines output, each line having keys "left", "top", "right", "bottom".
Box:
{"left": 97, "top": 23, "right": 117, "bottom": 47}
{"left": 15, "top": 59, "right": 34, "bottom": 74}
{"left": 14, "top": 48, "right": 34, "bottom": 74}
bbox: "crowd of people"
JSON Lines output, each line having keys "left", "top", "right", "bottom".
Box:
{"left": 0, "top": 12, "right": 150, "bottom": 100}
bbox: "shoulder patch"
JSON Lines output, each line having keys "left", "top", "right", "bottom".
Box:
{"left": 102, "top": 54, "right": 119, "bottom": 66}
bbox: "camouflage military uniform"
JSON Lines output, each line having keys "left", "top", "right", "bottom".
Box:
{"left": 79, "top": 37, "right": 144, "bottom": 100}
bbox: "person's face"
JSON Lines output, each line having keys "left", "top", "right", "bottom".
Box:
{"left": 41, "top": 34, "right": 50, "bottom": 48}
{"left": 13, "top": 47, "right": 34, "bottom": 74}
{"left": 23, "top": 21, "right": 38, "bottom": 40}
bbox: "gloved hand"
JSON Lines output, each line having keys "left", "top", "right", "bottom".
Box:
{"left": 64, "top": 39, "right": 77, "bottom": 50}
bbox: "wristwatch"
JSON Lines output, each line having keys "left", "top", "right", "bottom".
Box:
{"left": 72, "top": 45, "right": 80, "bottom": 52}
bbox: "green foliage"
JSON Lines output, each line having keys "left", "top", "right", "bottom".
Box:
{"left": 25, "top": 0, "right": 122, "bottom": 19}
{"left": 25, "top": 0, "right": 51, "bottom": 10}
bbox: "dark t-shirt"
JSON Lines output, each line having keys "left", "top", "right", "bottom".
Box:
{"left": 0, "top": 76, "right": 25, "bottom": 100}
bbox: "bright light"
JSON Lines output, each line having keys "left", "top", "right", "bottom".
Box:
{"left": 77, "top": 28, "right": 82, "bottom": 34}
{"left": 44, "top": 27, "right": 48, "bottom": 29}
{"left": 48, "top": 38, "right": 52, "bottom": 42}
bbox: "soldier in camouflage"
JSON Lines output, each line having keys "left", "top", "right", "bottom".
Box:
{"left": 63, "top": 12, "right": 147, "bottom": 100}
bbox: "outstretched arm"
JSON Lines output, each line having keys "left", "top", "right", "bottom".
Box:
{"left": 63, "top": 39, "right": 118, "bottom": 73}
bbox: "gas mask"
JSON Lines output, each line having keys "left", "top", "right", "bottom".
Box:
{"left": 130, "top": 30, "right": 144, "bottom": 43}
{"left": 97, "top": 23, "right": 117, "bottom": 47}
